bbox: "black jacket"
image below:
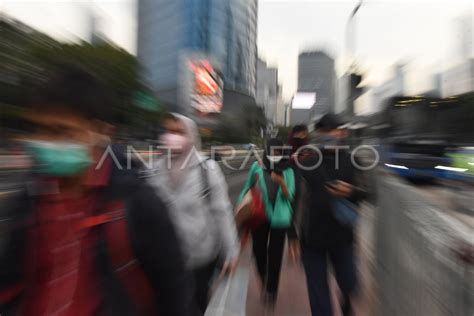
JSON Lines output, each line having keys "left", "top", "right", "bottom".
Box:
{"left": 294, "top": 150, "right": 365, "bottom": 249}
{"left": 106, "top": 165, "right": 196, "bottom": 316}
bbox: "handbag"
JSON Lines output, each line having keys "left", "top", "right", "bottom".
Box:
{"left": 234, "top": 173, "right": 267, "bottom": 250}
{"left": 234, "top": 174, "right": 267, "bottom": 230}
{"left": 332, "top": 198, "right": 359, "bottom": 226}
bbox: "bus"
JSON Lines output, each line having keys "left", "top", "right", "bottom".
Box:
{"left": 374, "top": 93, "right": 474, "bottom": 181}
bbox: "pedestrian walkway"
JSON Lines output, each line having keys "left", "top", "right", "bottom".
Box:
{"left": 245, "top": 243, "right": 374, "bottom": 316}
{"left": 206, "top": 203, "right": 377, "bottom": 316}
{"left": 246, "top": 248, "right": 311, "bottom": 316}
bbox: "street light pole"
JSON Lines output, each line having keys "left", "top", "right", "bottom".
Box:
{"left": 346, "top": 0, "right": 363, "bottom": 68}
{"left": 344, "top": 0, "right": 363, "bottom": 118}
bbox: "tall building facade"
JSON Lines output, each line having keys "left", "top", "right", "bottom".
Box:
{"left": 275, "top": 86, "right": 286, "bottom": 126}
{"left": 256, "top": 58, "right": 279, "bottom": 125}
{"left": 371, "top": 64, "right": 405, "bottom": 112}
{"left": 290, "top": 108, "right": 312, "bottom": 125}
{"left": 457, "top": 13, "right": 473, "bottom": 61}
{"left": 137, "top": 0, "right": 258, "bottom": 112}
{"left": 297, "top": 51, "right": 336, "bottom": 120}
{"left": 441, "top": 14, "right": 473, "bottom": 98}
{"left": 442, "top": 59, "right": 474, "bottom": 97}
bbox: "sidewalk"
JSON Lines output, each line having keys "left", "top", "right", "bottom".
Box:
{"left": 245, "top": 249, "right": 311, "bottom": 316}
{"left": 245, "top": 203, "right": 376, "bottom": 316}
{"left": 209, "top": 173, "right": 377, "bottom": 316}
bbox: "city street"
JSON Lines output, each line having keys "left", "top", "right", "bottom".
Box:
{"left": 1, "top": 162, "right": 469, "bottom": 316}
{"left": 1, "top": 1, "right": 473, "bottom": 315}
{"left": 1, "top": 159, "right": 471, "bottom": 316}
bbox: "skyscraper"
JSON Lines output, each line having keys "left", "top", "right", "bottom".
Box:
{"left": 256, "top": 58, "right": 278, "bottom": 124}
{"left": 275, "top": 86, "right": 286, "bottom": 126}
{"left": 457, "top": 13, "right": 473, "bottom": 61}
{"left": 297, "top": 51, "right": 335, "bottom": 120}
{"left": 137, "top": 0, "right": 258, "bottom": 113}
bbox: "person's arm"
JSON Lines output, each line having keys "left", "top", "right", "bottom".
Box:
{"left": 326, "top": 154, "right": 367, "bottom": 203}
{"left": 271, "top": 168, "right": 296, "bottom": 200}
{"left": 285, "top": 167, "right": 301, "bottom": 263}
{"left": 347, "top": 161, "right": 368, "bottom": 203}
{"left": 206, "top": 159, "right": 240, "bottom": 273}
{"left": 285, "top": 168, "right": 296, "bottom": 201}
{"left": 272, "top": 174, "right": 289, "bottom": 199}
{"left": 286, "top": 166, "right": 300, "bottom": 240}
{"left": 128, "top": 183, "right": 196, "bottom": 316}
{"left": 347, "top": 185, "right": 367, "bottom": 204}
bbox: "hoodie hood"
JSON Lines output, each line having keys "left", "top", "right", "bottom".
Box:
{"left": 169, "top": 112, "right": 202, "bottom": 153}
{"left": 161, "top": 113, "right": 203, "bottom": 188}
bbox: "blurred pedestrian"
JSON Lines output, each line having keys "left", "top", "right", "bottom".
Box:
{"left": 290, "top": 114, "right": 366, "bottom": 316}
{"left": 237, "top": 138, "right": 296, "bottom": 308}
{"left": 288, "top": 124, "right": 309, "bottom": 156}
{"left": 0, "top": 65, "right": 195, "bottom": 316}
{"left": 148, "top": 113, "right": 240, "bottom": 315}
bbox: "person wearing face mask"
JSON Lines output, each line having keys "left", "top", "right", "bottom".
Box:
{"left": 148, "top": 113, "right": 239, "bottom": 315}
{"left": 0, "top": 65, "right": 195, "bottom": 316}
{"left": 237, "top": 138, "right": 296, "bottom": 308}
{"left": 289, "top": 114, "right": 366, "bottom": 316}
{"left": 289, "top": 124, "right": 309, "bottom": 157}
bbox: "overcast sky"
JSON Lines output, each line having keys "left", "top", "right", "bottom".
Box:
{"left": 2, "top": 0, "right": 472, "bottom": 101}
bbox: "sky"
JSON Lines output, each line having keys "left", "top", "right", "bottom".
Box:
{"left": 258, "top": 0, "right": 473, "bottom": 99}
{"left": 2, "top": 0, "right": 473, "bottom": 104}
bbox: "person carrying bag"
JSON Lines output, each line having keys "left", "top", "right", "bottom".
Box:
{"left": 235, "top": 138, "right": 296, "bottom": 308}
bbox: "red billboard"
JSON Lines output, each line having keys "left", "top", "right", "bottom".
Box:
{"left": 189, "top": 60, "right": 223, "bottom": 113}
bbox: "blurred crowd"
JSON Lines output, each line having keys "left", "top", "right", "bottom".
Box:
{"left": 0, "top": 64, "right": 369, "bottom": 316}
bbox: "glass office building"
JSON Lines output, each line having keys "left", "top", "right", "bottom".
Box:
{"left": 297, "top": 51, "right": 336, "bottom": 119}
{"left": 137, "top": 0, "right": 258, "bottom": 108}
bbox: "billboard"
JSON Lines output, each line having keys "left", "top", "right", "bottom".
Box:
{"left": 189, "top": 60, "right": 223, "bottom": 114}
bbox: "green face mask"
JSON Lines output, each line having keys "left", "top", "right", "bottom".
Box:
{"left": 26, "top": 140, "right": 92, "bottom": 177}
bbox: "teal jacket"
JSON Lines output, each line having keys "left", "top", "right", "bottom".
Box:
{"left": 237, "top": 161, "right": 296, "bottom": 228}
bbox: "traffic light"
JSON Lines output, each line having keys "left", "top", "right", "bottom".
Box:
{"left": 345, "top": 72, "right": 364, "bottom": 117}
{"left": 350, "top": 73, "right": 363, "bottom": 100}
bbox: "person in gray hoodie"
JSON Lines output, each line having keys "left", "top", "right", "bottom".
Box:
{"left": 147, "top": 113, "right": 239, "bottom": 314}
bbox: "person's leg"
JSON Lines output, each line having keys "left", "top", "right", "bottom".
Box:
{"left": 251, "top": 223, "right": 270, "bottom": 288}
{"left": 193, "top": 260, "right": 218, "bottom": 314}
{"left": 265, "top": 228, "right": 286, "bottom": 300}
{"left": 301, "top": 246, "right": 332, "bottom": 316}
{"left": 328, "top": 244, "right": 358, "bottom": 316}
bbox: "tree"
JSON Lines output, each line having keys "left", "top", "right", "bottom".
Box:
{"left": 29, "top": 41, "right": 146, "bottom": 125}
{"left": 1, "top": 16, "right": 159, "bottom": 137}
{"left": 205, "top": 104, "right": 267, "bottom": 145}
{"left": 31, "top": 41, "right": 142, "bottom": 99}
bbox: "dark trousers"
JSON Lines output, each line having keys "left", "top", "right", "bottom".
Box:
{"left": 192, "top": 259, "right": 218, "bottom": 315}
{"left": 302, "top": 244, "right": 357, "bottom": 316}
{"left": 251, "top": 224, "right": 286, "bottom": 297}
